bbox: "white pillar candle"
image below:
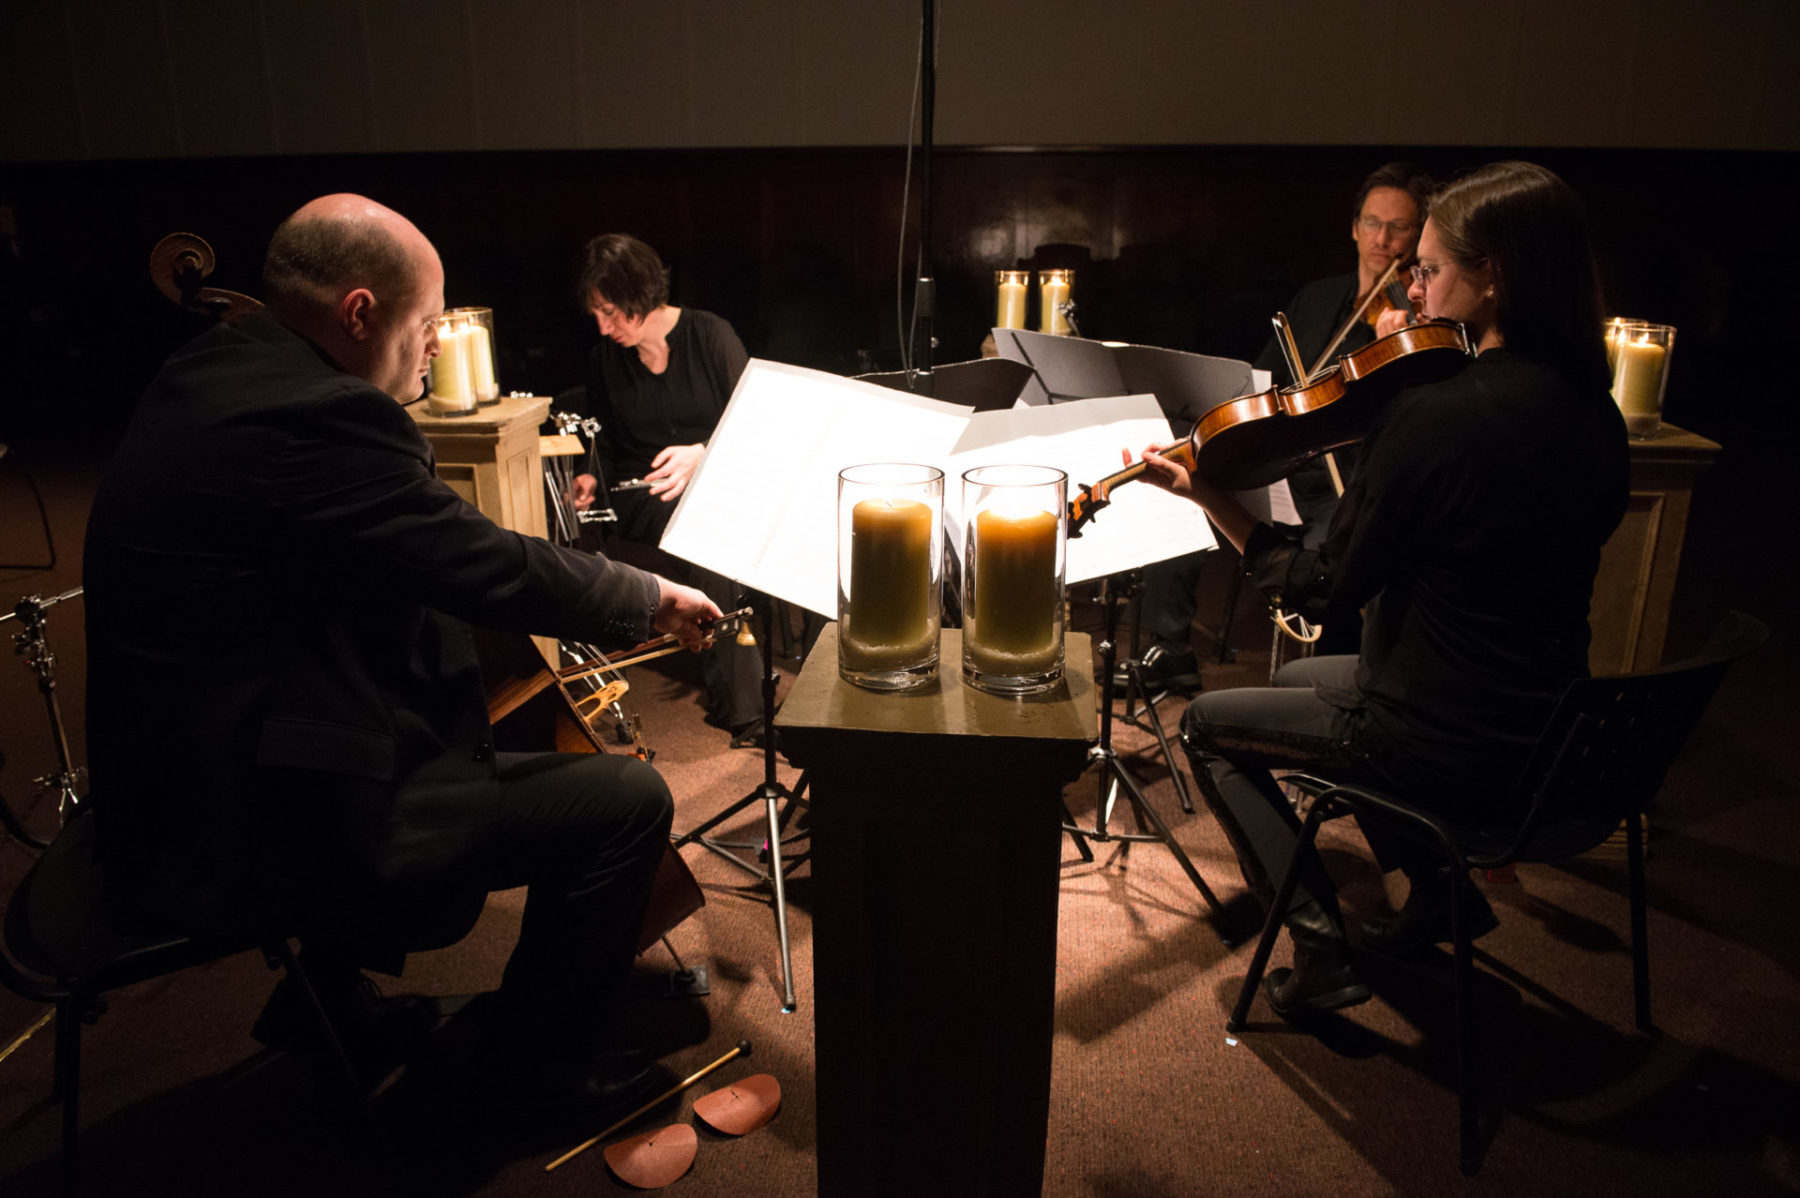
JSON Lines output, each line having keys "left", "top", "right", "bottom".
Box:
{"left": 841, "top": 498, "right": 936, "bottom": 670}
{"left": 968, "top": 506, "right": 1060, "bottom": 675}
{"left": 1612, "top": 334, "right": 1666, "bottom": 436}
{"left": 428, "top": 324, "right": 477, "bottom": 414}
{"left": 997, "top": 280, "right": 1028, "bottom": 330}
{"left": 1038, "top": 278, "right": 1070, "bottom": 335}
{"left": 465, "top": 321, "right": 498, "bottom": 402}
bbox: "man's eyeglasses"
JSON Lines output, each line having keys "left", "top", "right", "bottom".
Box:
{"left": 1409, "top": 263, "right": 1443, "bottom": 287}
{"left": 1358, "top": 217, "right": 1418, "bottom": 236}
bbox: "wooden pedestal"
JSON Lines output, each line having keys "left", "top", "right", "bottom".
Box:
{"left": 407, "top": 393, "right": 554, "bottom": 658}
{"left": 776, "top": 626, "right": 1096, "bottom": 1198}
{"left": 1589, "top": 422, "right": 1721, "bottom": 674}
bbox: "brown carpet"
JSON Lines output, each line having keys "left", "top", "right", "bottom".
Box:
{"left": 2, "top": 432, "right": 1797, "bottom": 1196}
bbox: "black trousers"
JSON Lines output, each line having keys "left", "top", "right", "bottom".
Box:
{"left": 1180, "top": 654, "right": 1442, "bottom": 922}
{"left": 1136, "top": 549, "right": 1211, "bottom": 650}
{"left": 1180, "top": 655, "right": 1365, "bottom": 918}
{"left": 486, "top": 750, "right": 673, "bottom": 1058}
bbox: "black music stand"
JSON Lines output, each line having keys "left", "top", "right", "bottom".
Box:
{"left": 671, "top": 589, "right": 808, "bottom": 1012}
{"left": 1108, "top": 572, "right": 1198, "bottom": 816}
{"left": 1063, "top": 571, "right": 1229, "bottom": 936}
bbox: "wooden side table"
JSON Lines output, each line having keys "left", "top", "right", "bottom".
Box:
{"left": 776, "top": 626, "right": 1096, "bottom": 1198}
{"left": 1589, "top": 422, "right": 1721, "bottom": 674}
{"left": 407, "top": 393, "right": 554, "bottom": 658}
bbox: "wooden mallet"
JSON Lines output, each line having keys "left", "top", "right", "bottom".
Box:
{"left": 544, "top": 1038, "right": 752, "bottom": 1172}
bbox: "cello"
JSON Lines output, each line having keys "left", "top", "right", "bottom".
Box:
{"left": 1068, "top": 318, "right": 1472, "bottom": 533}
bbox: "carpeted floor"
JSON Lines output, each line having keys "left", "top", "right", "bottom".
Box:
{"left": 1, "top": 430, "right": 1797, "bottom": 1196}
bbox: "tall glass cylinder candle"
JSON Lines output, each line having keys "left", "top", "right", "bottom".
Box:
{"left": 1610, "top": 321, "right": 1675, "bottom": 439}
{"left": 961, "top": 464, "right": 1067, "bottom": 695}
{"left": 1603, "top": 316, "right": 1646, "bottom": 372}
{"left": 1037, "top": 269, "right": 1073, "bottom": 336}
{"left": 995, "top": 269, "right": 1030, "bottom": 330}
{"left": 444, "top": 305, "right": 500, "bottom": 405}
{"left": 838, "top": 463, "right": 944, "bottom": 691}
{"left": 427, "top": 310, "right": 478, "bottom": 415}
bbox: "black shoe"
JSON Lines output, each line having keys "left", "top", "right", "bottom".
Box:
{"left": 1263, "top": 938, "right": 1371, "bottom": 1018}
{"left": 1113, "top": 643, "right": 1203, "bottom": 696}
{"left": 729, "top": 719, "right": 766, "bottom": 750}
{"left": 485, "top": 1049, "right": 674, "bottom": 1125}
{"left": 1359, "top": 872, "right": 1500, "bottom": 954}
{"left": 251, "top": 969, "right": 438, "bottom": 1080}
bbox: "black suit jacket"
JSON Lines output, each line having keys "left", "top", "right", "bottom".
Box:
{"left": 84, "top": 316, "right": 661, "bottom": 958}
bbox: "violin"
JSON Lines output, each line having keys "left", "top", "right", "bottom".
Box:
{"left": 1068, "top": 319, "right": 1472, "bottom": 533}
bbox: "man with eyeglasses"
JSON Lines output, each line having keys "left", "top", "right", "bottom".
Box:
{"left": 1121, "top": 164, "right": 1436, "bottom": 695}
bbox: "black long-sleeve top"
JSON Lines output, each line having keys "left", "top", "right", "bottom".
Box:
{"left": 1244, "top": 348, "right": 1630, "bottom": 805}
{"left": 582, "top": 308, "right": 749, "bottom": 480}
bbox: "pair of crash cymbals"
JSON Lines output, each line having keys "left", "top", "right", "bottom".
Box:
{"left": 603, "top": 1072, "right": 781, "bottom": 1189}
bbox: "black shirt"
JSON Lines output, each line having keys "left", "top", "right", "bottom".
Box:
{"left": 582, "top": 308, "right": 749, "bottom": 481}
{"left": 1253, "top": 272, "right": 1377, "bottom": 386}
{"left": 1246, "top": 348, "right": 1630, "bottom": 804}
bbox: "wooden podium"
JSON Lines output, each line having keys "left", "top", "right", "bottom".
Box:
{"left": 407, "top": 393, "right": 555, "bottom": 658}
{"left": 1589, "top": 422, "right": 1721, "bottom": 674}
{"left": 406, "top": 393, "right": 552, "bottom": 538}
{"left": 776, "top": 626, "right": 1097, "bottom": 1198}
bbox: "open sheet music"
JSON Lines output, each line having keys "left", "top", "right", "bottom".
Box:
{"left": 659, "top": 360, "right": 1220, "bottom": 617}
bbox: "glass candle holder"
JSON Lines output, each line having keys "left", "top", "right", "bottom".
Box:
{"left": 1603, "top": 316, "right": 1647, "bottom": 372}
{"left": 427, "top": 310, "right": 479, "bottom": 416}
{"left": 837, "top": 463, "right": 944, "bottom": 691}
{"left": 1037, "top": 269, "right": 1073, "bottom": 336}
{"left": 445, "top": 305, "right": 500, "bottom": 405}
{"left": 995, "top": 269, "right": 1030, "bottom": 331}
{"left": 961, "top": 464, "right": 1067, "bottom": 695}
{"left": 1610, "top": 321, "right": 1675, "bottom": 439}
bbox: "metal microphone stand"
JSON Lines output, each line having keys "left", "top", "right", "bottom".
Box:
{"left": 671, "top": 589, "right": 808, "bottom": 1012}
{"left": 1062, "top": 573, "right": 1228, "bottom": 933}
{"left": 2, "top": 588, "right": 85, "bottom": 848}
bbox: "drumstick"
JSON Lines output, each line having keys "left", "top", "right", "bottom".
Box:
{"left": 544, "top": 1039, "right": 753, "bottom": 1172}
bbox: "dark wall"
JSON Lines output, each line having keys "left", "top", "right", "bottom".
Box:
{"left": 2, "top": 144, "right": 1795, "bottom": 444}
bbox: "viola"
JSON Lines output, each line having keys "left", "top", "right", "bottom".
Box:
{"left": 1068, "top": 319, "right": 1472, "bottom": 533}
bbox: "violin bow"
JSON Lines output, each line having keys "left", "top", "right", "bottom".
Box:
{"left": 556, "top": 606, "right": 754, "bottom": 681}
{"left": 1306, "top": 257, "right": 1403, "bottom": 382}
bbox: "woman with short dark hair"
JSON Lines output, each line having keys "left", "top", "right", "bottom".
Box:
{"left": 567, "top": 233, "right": 763, "bottom": 746}
{"left": 1141, "top": 162, "right": 1629, "bottom": 1019}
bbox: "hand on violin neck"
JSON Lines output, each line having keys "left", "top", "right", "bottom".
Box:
{"left": 1133, "top": 445, "right": 1255, "bottom": 555}
{"left": 1374, "top": 306, "right": 1413, "bottom": 338}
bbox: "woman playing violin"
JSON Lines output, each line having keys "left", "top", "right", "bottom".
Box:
{"left": 1137, "top": 162, "right": 1628, "bottom": 1018}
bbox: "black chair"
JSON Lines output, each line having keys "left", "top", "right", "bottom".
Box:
{"left": 1225, "top": 610, "right": 1769, "bottom": 1175}
{"left": 1, "top": 807, "right": 368, "bottom": 1196}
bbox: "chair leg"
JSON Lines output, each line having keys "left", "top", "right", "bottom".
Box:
{"left": 1226, "top": 802, "right": 1330, "bottom": 1032}
{"left": 264, "top": 943, "right": 379, "bottom": 1138}
{"left": 55, "top": 996, "right": 78, "bottom": 1197}
{"left": 1626, "top": 810, "right": 1653, "bottom": 1033}
{"left": 1450, "top": 875, "right": 1482, "bottom": 1175}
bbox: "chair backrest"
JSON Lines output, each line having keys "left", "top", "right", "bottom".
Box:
{"left": 1498, "top": 611, "right": 1769, "bottom": 865}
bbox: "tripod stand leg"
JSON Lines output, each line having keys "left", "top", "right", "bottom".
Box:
{"left": 1126, "top": 661, "right": 1196, "bottom": 816}
{"left": 764, "top": 787, "right": 798, "bottom": 1013}
{"left": 1061, "top": 800, "right": 1095, "bottom": 861}
{"left": 1106, "top": 754, "right": 1228, "bottom": 926}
